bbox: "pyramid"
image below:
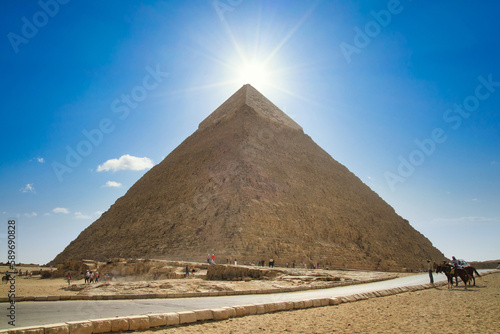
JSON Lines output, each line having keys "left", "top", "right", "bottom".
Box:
{"left": 52, "top": 84, "right": 444, "bottom": 270}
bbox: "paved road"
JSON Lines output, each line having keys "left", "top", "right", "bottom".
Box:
{"left": 2, "top": 271, "right": 490, "bottom": 329}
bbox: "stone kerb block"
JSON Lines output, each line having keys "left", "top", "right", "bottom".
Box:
{"left": 43, "top": 323, "right": 69, "bottom": 334}
{"left": 319, "top": 298, "right": 330, "bottom": 306}
{"left": 233, "top": 306, "right": 248, "bottom": 317}
{"left": 312, "top": 299, "right": 322, "bottom": 307}
{"left": 241, "top": 304, "right": 257, "bottom": 315}
{"left": 329, "top": 297, "right": 341, "bottom": 305}
{"left": 66, "top": 321, "right": 92, "bottom": 334}
{"left": 275, "top": 302, "right": 287, "bottom": 311}
{"left": 47, "top": 296, "right": 60, "bottom": 301}
{"left": 91, "top": 319, "right": 112, "bottom": 334}
{"left": 264, "top": 303, "right": 278, "bottom": 313}
{"left": 178, "top": 311, "right": 197, "bottom": 324}
{"left": 212, "top": 308, "right": 230, "bottom": 320}
{"left": 255, "top": 304, "right": 266, "bottom": 314}
{"left": 110, "top": 318, "right": 129, "bottom": 332}
{"left": 224, "top": 307, "right": 236, "bottom": 318}
{"left": 293, "top": 300, "right": 305, "bottom": 309}
{"left": 148, "top": 314, "right": 167, "bottom": 327}
{"left": 194, "top": 309, "right": 213, "bottom": 321}
{"left": 128, "top": 315, "right": 150, "bottom": 331}
{"left": 10, "top": 326, "right": 44, "bottom": 334}
{"left": 303, "top": 300, "right": 313, "bottom": 308}
{"left": 165, "top": 313, "right": 180, "bottom": 326}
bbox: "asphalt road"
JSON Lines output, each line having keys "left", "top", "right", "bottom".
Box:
{"left": 1, "top": 271, "right": 490, "bottom": 329}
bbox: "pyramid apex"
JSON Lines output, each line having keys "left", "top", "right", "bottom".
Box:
{"left": 198, "top": 85, "right": 303, "bottom": 132}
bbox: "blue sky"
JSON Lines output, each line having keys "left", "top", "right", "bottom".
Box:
{"left": 1, "top": 1, "right": 499, "bottom": 265}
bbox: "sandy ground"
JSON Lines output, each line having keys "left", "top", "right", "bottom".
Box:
{"left": 0, "top": 265, "right": 402, "bottom": 297}
{"left": 141, "top": 272, "right": 500, "bottom": 334}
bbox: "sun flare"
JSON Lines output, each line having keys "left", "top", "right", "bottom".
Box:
{"left": 237, "top": 63, "right": 270, "bottom": 90}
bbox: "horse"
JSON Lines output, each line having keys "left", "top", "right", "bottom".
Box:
{"left": 434, "top": 263, "right": 470, "bottom": 289}
{"left": 463, "top": 266, "right": 481, "bottom": 286}
{"left": 1, "top": 273, "right": 11, "bottom": 283}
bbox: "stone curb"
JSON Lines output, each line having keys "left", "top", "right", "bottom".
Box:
{"left": 3, "top": 271, "right": 496, "bottom": 334}
{"left": 0, "top": 277, "right": 393, "bottom": 303}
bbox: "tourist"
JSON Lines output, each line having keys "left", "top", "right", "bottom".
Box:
{"left": 185, "top": 265, "right": 189, "bottom": 278}
{"left": 211, "top": 254, "right": 216, "bottom": 265}
{"left": 234, "top": 258, "right": 237, "bottom": 265}
{"left": 85, "top": 270, "right": 90, "bottom": 283}
{"left": 95, "top": 271, "right": 99, "bottom": 283}
{"left": 67, "top": 272, "right": 72, "bottom": 285}
{"left": 427, "top": 259, "right": 434, "bottom": 284}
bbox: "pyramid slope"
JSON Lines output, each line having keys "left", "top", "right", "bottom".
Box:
{"left": 52, "top": 85, "right": 444, "bottom": 270}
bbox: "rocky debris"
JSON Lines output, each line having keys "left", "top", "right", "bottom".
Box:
{"left": 206, "top": 265, "right": 283, "bottom": 281}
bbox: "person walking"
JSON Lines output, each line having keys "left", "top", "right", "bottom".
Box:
{"left": 427, "top": 259, "right": 434, "bottom": 284}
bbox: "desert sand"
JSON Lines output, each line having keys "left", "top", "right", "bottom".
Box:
{"left": 141, "top": 272, "right": 500, "bottom": 334}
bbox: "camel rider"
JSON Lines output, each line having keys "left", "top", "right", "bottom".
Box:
{"left": 451, "top": 256, "right": 461, "bottom": 268}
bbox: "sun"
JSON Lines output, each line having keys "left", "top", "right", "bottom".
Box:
{"left": 237, "top": 63, "right": 270, "bottom": 90}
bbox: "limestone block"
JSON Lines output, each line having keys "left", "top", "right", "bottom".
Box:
{"left": 242, "top": 304, "right": 257, "bottom": 315}
{"left": 194, "top": 309, "right": 213, "bottom": 321}
{"left": 47, "top": 296, "right": 60, "bottom": 301}
{"left": 275, "top": 302, "right": 287, "bottom": 311}
{"left": 128, "top": 316, "right": 150, "bottom": 331}
{"left": 91, "top": 319, "right": 112, "bottom": 334}
{"left": 148, "top": 314, "right": 167, "bottom": 327}
{"left": 43, "top": 323, "right": 69, "bottom": 334}
{"left": 329, "top": 297, "right": 341, "bottom": 305}
{"left": 66, "top": 321, "right": 92, "bottom": 334}
{"left": 10, "top": 326, "right": 44, "bottom": 334}
{"left": 319, "top": 298, "right": 330, "bottom": 306}
{"left": 110, "top": 318, "right": 129, "bottom": 332}
{"left": 178, "top": 311, "right": 197, "bottom": 324}
{"left": 212, "top": 308, "right": 229, "bottom": 320}
{"left": 233, "top": 306, "right": 247, "bottom": 317}
{"left": 293, "top": 301, "right": 305, "bottom": 309}
{"left": 34, "top": 296, "right": 48, "bottom": 301}
{"left": 165, "top": 313, "right": 180, "bottom": 326}
{"left": 255, "top": 304, "right": 266, "bottom": 314}
{"left": 264, "top": 303, "right": 277, "bottom": 313}
{"left": 224, "top": 307, "right": 236, "bottom": 318}
{"left": 303, "top": 300, "right": 313, "bottom": 308}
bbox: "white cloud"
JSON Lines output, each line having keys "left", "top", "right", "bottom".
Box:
{"left": 94, "top": 210, "right": 104, "bottom": 217}
{"left": 103, "top": 181, "right": 123, "bottom": 188}
{"left": 37, "top": 157, "right": 45, "bottom": 163}
{"left": 74, "top": 212, "right": 92, "bottom": 220}
{"left": 53, "top": 207, "right": 70, "bottom": 214}
{"left": 44, "top": 212, "right": 51, "bottom": 216}
{"left": 20, "top": 183, "right": 35, "bottom": 193}
{"left": 24, "top": 212, "right": 37, "bottom": 218}
{"left": 97, "top": 154, "right": 153, "bottom": 172}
